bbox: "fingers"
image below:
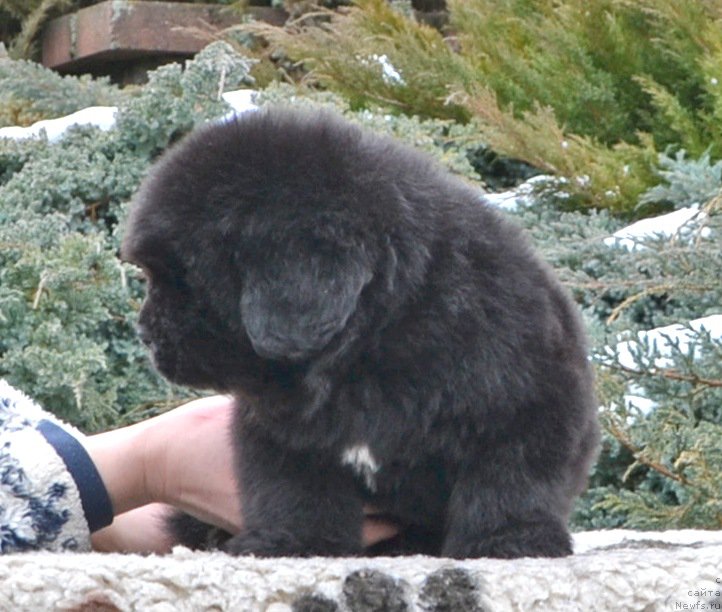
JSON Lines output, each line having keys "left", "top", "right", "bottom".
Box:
{"left": 361, "top": 515, "right": 400, "bottom": 547}
{"left": 91, "top": 504, "right": 174, "bottom": 553}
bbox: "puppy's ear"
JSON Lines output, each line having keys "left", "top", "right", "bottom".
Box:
{"left": 241, "top": 252, "right": 372, "bottom": 361}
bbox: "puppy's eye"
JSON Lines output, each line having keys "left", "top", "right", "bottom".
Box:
{"left": 132, "top": 266, "right": 157, "bottom": 287}
{"left": 135, "top": 268, "right": 150, "bottom": 283}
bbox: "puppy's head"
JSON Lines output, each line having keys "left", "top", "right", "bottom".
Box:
{"left": 121, "top": 108, "right": 421, "bottom": 392}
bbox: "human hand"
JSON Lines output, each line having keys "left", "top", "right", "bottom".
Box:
{"left": 140, "top": 395, "right": 242, "bottom": 533}
{"left": 87, "top": 395, "right": 398, "bottom": 553}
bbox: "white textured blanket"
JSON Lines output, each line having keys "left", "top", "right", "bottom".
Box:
{"left": 1, "top": 530, "right": 720, "bottom": 611}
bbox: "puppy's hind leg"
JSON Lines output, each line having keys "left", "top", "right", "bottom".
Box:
{"left": 441, "top": 456, "right": 573, "bottom": 560}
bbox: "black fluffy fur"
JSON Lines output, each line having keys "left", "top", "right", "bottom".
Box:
{"left": 121, "top": 107, "right": 599, "bottom": 559}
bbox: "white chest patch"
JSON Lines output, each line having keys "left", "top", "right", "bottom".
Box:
{"left": 341, "top": 444, "right": 380, "bottom": 492}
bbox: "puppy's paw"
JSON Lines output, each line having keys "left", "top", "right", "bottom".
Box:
{"left": 223, "top": 528, "right": 361, "bottom": 558}
{"left": 222, "top": 529, "right": 294, "bottom": 557}
{"left": 443, "top": 518, "right": 573, "bottom": 559}
{"left": 166, "top": 510, "right": 232, "bottom": 551}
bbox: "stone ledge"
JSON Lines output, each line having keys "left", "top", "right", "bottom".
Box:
{"left": 41, "top": 1, "right": 286, "bottom": 78}
{"left": 0, "top": 531, "right": 720, "bottom": 611}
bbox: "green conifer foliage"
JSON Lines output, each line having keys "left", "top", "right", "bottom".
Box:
{"left": 256, "top": 0, "right": 722, "bottom": 213}
{"left": 250, "top": 0, "right": 472, "bottom": 120}
{"left": 0, "top": 42, "right": 255, "bottom": 430}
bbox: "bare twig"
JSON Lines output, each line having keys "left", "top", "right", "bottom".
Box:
{"left": 607, "top": 419, "right": 690, "bottom": 485}
{"left": 602, "top": 360, "right": 722, "bottom": 389}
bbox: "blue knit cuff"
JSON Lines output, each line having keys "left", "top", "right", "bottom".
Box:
{"left": 37, "top": 420, "right": 114, "bottom": 532}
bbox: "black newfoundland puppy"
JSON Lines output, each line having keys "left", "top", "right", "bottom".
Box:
{"left": 121, "top": 107, "right": 599, "bottom": 559}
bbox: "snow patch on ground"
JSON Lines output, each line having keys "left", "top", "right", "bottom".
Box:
{"left": 607, "top": 314, "right": 722, "bottom": 415}
{"left": 221, "top": 89, "right": 259, "bottom": 117}
{"left": 483, "top": 177, "right": 712, "bottom": 250}
{"left": 604, "top": 205, "right": 711, "bottom": 251}
{"left": 0, "top": 106, "right": 118, "bottom": 141}
{"left": 0, "top": 89, "right": 259, "bottom": 143}
{"left": 615, "top": 315, "right": 722, "bottom": 371}
{"left": 482, "top": 175, "right": 554, "bottom": 211}
{"left": 573, "top": 528, "right": 722, "bottom": 553}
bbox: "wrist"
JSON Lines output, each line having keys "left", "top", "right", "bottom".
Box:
{"left": 136, "top": 415, "right": 170, "bottom": 508}
{"left": 84, "top": 420, "right": 154, "bottom": 516}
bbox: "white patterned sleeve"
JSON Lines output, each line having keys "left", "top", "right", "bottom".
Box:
{"left": 0, "top": 380, "right": 113, "bottom": 553}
